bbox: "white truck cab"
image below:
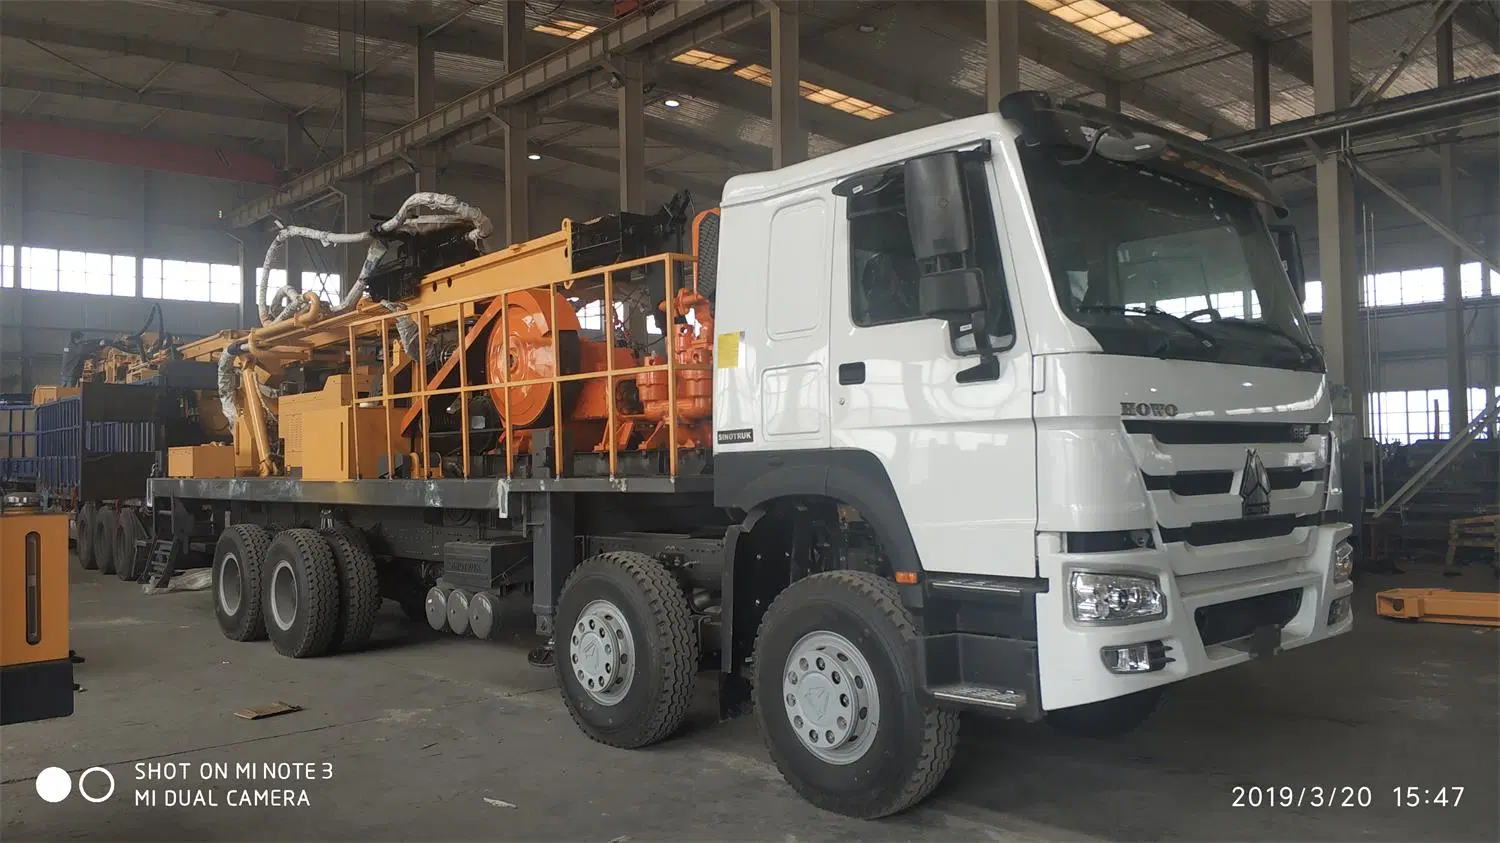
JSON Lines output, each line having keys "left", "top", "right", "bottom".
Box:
{"left": 707, "top": 91, "right": 1354, "bottom": 814}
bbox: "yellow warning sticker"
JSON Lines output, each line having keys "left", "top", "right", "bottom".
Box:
{"left": 715, "top": 331, "right": 741, "bottom": 369}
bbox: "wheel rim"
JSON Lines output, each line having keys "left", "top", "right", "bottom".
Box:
{"left": 569, "top": 599, "right": 635, "bottom": 706}
{"left": 269, "top": 560, "right": 298, "bottom": 631}
{"left": 219, "top": 552, "right": 242, "bottom": 616}
{"left": 782, "top": 630, "right": 880, "bottom": 765}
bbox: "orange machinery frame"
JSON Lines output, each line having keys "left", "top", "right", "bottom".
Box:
{"left": 162, "top": 217, "right": 714, "bottom": 483}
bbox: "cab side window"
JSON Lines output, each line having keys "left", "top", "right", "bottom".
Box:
{"left": 846, "top": 158, "right": 1015, "bottom": 348}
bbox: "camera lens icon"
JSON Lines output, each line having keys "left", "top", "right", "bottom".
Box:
{"left": 35, "top": 766, "right": 116, "bottom": 803}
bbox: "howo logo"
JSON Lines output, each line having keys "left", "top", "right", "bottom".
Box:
{"left": 1120, "top": 402, "right": 1179, "bottom": 418}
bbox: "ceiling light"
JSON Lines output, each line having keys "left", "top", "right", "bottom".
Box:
{"left": 1026, "top": 0, "right": 1152, "bottom": 44}
{"left": 663, "top": 98, "right": 681, "bottom": 108}
{"left": 527, "top": 153, "right": 542, "bottom": 161}
{"left": 671, "top": 48, "right": 736, "bottom": 71}
{"left": 533, "top": 20, "right": 597, "bottom": 40}
{"left": 734, "top": 65, "right": 892, "bottom": 120}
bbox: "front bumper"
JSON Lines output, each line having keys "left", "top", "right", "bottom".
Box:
{"left": 1035, "top": 522, "right": 1355, "bottom": 710}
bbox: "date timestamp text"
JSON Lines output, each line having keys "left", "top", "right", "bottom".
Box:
{"left": 1231, "top": 786, "right": 1465, "bottom": 808}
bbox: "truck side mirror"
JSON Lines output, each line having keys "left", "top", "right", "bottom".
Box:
{"left": 1269, "top": 224, "right": 1306, "bottom": 304}
{"left": 904, "top": 152, "right": 974, "bottom": 262}
{"left": 919, "top": 269, "right": 986, "bottom": 319}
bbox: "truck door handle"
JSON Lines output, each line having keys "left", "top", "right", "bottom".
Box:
{"left": 838, "top": 362, "right": 866, "bottom": 385}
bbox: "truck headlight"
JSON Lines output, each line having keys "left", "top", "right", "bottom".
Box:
{"left": 1070, "top": 571, "right": 1165, "bottom": 623}
{"left": 1333, "top": 541, "right": 1354, "bottom": 584}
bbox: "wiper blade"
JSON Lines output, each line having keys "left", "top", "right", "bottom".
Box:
{"left": 1078, "top": 304, "right": 1220, "bottom": 351}
{"left": 1213, "top": 317, "right": 1322, "bottom": 363}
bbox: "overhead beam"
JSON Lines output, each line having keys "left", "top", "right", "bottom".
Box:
{"left": 197, "top": 1, "right": 507, "bottom": 60}
{"left": 919, "top": 2, "right": 1230, "bottom": 136}
{"left": 228, "top": 0, "right": 768, "bottom": 228}
{"left": 0, "top": 117, "right": 280, "bottom": 183}
{"left": 1, "top": 71, "right": 318, "bottom": 126}
{"left": 1153, "top": 0, "right": 1320, "bottom": 87}
{"left": 1453, "top": 1, "right": 1500, "bottom": 53}
{"left": 551, "top": 104, "right": 771, "bottom": 172}
{"left": 0, "top": 70, "right": 718, "bottom": 199}
{"left": 0, "top": 16, "right": 428, "bottom": 100}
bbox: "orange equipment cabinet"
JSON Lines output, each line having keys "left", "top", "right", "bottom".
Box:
{"left": 0, "top": 493, "right": 74, "bottom": 725}
{"left": 279, "top": 375, "right": 401, "bottom": 481}
{"left": 168, "top": 444, "right": 237, "bottom": 479}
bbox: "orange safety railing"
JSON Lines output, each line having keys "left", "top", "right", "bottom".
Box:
{"left": 341, "top": 251, "right": 711, "bottom": 482}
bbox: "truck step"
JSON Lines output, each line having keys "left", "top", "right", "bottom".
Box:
{"left": 141, "top": 538, "right": 180, "bottom": 589}
{"left": 928, "top": 684, "right": 1028, "bottom": 712}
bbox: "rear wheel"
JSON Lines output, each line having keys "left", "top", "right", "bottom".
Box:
{"left": 94, "top": 506, "right": 119, "bottom": 575}
{"left": 262, "top": 529, "right": 340, "bottom": 658}
{"left": 554, "top": 552, "right": 697, "bottom": 749}
{"left": 76, "top": 503, "right": 99, "bottom": 570}
{"left": 214, "top": 525, "right": 271, "bottom": 641}
{"left": 753, "top": 571, "right": 959, "bottom": 819}
{"left": 1045, "top": 688, "right": 1162, "bottom": 739}
{"left": 115, "top": 508, "right": 143, "bottom": 581}
{"left": 320, "top": 525, "right": 381, "bottom": 652}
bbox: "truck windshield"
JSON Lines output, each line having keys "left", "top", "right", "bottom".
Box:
{"left": 1019, "top": 142, "right": 1323, "bottom": 373}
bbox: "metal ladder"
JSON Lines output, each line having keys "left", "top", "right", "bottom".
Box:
{"left": 141, "top": 538, "right": 181, "bottom": 589}
{"left": 1371, "top": 393, "right": 1500, "bottom": 520}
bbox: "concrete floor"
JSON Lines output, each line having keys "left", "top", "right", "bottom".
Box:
{"left": 3, "top": 567, "right": 1497, "bottom": 842}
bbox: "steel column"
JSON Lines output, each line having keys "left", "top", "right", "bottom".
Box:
{"left": 985, "top": 0, "right": 1021, "bottom": 106}
{"left": 341, "top": 20, "right": 370, "bottom": 294}
{"left": 1312, "top": 0, "right": 1365, "bottom": 494}
{"left": 618, "top": 57, "right": 647, "bottom": 212}
{"left": 1437, "top": 20, "right": 1469, "bottom": 436}
{"left": 1251, "top": 39, "right": 1272, "bottom": 129}
{"left": 414, "top": 27, "right": 440, "bottom": 193}
{"left": 284, "top": 116, "right": 314, "bottom": 291}
{"left": 771, "top": 3, "right": 806, "bottom": 168}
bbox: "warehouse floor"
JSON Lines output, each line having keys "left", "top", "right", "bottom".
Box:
{"left": 4, "top": 567, "right": 1497, "bottom": 842}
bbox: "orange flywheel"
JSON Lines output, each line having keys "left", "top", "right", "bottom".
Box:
{"left": 485, "top": 289, "right": 582, "bottom": 428}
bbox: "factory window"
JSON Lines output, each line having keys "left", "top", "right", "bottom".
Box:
{"left": 302, "top": 271, "right": 341, "bottom": 304}
{"left": 142, "top": 259, "right": 241, "bottom": 303}
{"left": 20, "top": 247, "right": 59, "bottom": 291}
{"left": 1303, "top": 281, "right": 1322, "bottom": 314}
{"left": 1300, "top": 262, "right": 1488, "bottom": 317}
{"left": 1367, "top": 387, "right": 1500, "bottom": 444}
{"left": 1, "top": 245, "right": 14, "bottom": 287}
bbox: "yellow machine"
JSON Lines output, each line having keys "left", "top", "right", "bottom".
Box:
{"left": 0, "top": 492, "right": 74, "bottom": 725}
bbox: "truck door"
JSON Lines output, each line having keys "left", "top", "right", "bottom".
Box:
{"left": 828, "top": 154, "right": 1038, "bottom": 578}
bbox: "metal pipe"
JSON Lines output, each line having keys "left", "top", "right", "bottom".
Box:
{"left": 1220, "top": 76, "right": 1499, "bottom": 155}
{"left": 1343, "top": 151, "right": 1500, "bottom": 276}
{"left": 1352, "top": 0, "right": 1464, "bottom": 106}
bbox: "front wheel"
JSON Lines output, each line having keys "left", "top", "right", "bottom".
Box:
{"left": 554, "top": 552, "right": 697, "bottom": 749}
{"left": 753, "top": 571, "right": 959, "bottom": 819}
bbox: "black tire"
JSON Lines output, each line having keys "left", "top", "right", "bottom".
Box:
{"left": 1045, "top": 688, "right": 1163, "bottom": 739}
{"left": 752, "top": 570, "right": 959, "bottom": 819}
{"left": 320, "top": 525, "right": 381, "bottom": 652}
{"left": 76, "top": 503, "right": 99, "bottom": 571}
{"left": 94, "top": 506, "right": 119, "bottom": 575}
{"left": 214, "top": 525, "right": 271, "bottom": 641}
{"left": 262, "top": 529, "right": 341, "bottom": 658}
{"left": 399, "top": 592, "right": 427, "bottom": 623}
{"left": 554, "top": 551, "right": 697, "bottom": 749}
{"left": 115, "top": 508, "right": 144, "bottom": 581}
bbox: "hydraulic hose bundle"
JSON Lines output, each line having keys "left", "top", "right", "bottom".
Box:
{"left": 221, "top": 192, "right": 492, "bottom": 426}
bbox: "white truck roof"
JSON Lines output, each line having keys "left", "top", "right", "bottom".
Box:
{"left": 719, "top": 112, "right": 1017, "bottom": 208}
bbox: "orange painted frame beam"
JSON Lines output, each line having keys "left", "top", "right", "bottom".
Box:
{"left": 0, "top": 119, "right": 282, "bottom": 185}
